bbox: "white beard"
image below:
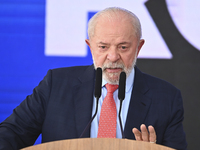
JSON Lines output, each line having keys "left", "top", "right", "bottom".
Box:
{"left": 93, "top": 54, "right": 137, "bottom": 85}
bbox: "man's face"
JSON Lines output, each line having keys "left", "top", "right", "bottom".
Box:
{"left": 86, "top": 16, "right": 144, "bottom": 84}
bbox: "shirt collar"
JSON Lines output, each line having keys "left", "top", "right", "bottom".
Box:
{"left": 102, "top": 67, "right": 135, "bottom": 93}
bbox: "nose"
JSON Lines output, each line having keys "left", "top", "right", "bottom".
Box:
{"left": 107, "top": 47, "right": 120, "bottom": 62}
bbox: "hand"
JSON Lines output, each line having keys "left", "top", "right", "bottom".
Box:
{"left": 132, "top": 124, "right": 157, "bottom": 143}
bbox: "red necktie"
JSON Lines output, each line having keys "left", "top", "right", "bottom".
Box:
{"left": 97, "top": 83, "right": 119, "bottom": 138}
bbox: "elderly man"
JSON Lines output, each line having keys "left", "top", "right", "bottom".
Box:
{"left": 0, "top": 7, "right": 187, "bottom": 150}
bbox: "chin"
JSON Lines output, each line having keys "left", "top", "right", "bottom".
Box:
{"left": 103, "top": 72, "right": 120, "bottom": 85}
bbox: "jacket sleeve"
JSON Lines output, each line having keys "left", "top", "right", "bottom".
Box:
{"left": 0, "top": 70, "right": 53, "bottom": 150}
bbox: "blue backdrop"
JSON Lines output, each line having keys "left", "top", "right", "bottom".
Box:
{"left": 0, "top": 0, "right": 96, "bottom": 144}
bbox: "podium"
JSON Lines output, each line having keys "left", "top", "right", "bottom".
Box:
{"left": 21, "top": 138, "right": 175, "bottom": 150}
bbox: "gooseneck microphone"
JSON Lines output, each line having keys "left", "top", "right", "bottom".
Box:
{"left": 94, "top": 68, "right": 102, "bottom": 98}
{"left": 79, "top": 67, "right": 102, "bottom": 138}
{"left": 118, "top": 71, "right": 126, "bottom": 138}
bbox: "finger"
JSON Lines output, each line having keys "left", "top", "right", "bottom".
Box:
{"left": 148, "top": 125, "right": 157, "bottom": 143}
{"left": 132, "top": 128, "right": 142, "bottom": 141}
{"left": 140, "top": 124, "right": 149, "bottom": 142}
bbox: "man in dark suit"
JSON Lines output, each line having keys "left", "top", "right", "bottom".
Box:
{"left": 0, "top": 7, "right": 187, "bottom": 150}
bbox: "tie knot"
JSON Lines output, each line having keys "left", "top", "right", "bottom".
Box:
{"left": 105, "top": 83, "right": 119, "bottom": 93}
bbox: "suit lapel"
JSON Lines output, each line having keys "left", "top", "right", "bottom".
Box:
{"left": 124, "top": 67, "right": 152, "bottom": 139}
{"left": 73, "top": 65, "right": 95, "bottom": 138}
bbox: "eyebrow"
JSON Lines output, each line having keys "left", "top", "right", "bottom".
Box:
{"left": 98, "top": 41, "right": 131, "bottom": 45}
{"left": 118, "top": 42, "right": 131, "bottom": 45}
{"left": 98, "top": 42, "right": 109, "bottom": 45}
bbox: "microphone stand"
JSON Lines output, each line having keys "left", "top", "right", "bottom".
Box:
{"left": 79, "top": 96, "right": 99, "bottom": 138}
{"left": 118, "top": 99, "right": 125, "bottom": 138}
{"left": 79, "top": 67, "right": 102, "bottom": 138}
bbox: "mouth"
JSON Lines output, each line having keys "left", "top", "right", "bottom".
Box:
{"left": 105, "top": 68, "right": 122, "bottom": 73}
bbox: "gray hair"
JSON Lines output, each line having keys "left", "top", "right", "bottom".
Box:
{"left": 87, "top": 7, "right": 142, "bottom": 40}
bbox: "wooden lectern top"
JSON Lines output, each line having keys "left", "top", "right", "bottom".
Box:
{"left": 21, "top": 138, "right": 175, "bottom": 150}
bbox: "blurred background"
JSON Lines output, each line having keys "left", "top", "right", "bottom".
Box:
{"left": 0, "top": 0, "right": 199, "bottom": 149}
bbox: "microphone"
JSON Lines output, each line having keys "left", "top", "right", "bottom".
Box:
{"left": 118, "top": 72, "right": 126, "bottom": 100}
{"left": 94, "top": 68, "right": 102, "bottom": 98}
{"left": 79, "top": 67, "right": 102, "bottom": 138}
{"left": 118, "top": 71, "right": 126, "bottom": 138}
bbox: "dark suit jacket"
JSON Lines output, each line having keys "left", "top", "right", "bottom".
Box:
{"left": 0, "top": 65, "right": 187, "bottom": 150}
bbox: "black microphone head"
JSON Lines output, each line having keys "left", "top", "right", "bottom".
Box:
{"left": 118, "top": 71, "right": 126, "bottom": 101}
{"left": 94, "top": 67, "right": 102, "bottom": 98}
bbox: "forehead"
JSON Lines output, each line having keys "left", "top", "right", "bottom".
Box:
{"left": 93, "top": 16, "right": 136, "bottom": 42}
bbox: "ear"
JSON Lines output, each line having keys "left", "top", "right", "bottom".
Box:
{"left": 136, "top": 39, "right": 145, "bottom": 56}
{"left": 86, "top": 39, "right": 93, "bottom": 55}
{"left": 85, "top": 39, "right": 90, "bottom": 47}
